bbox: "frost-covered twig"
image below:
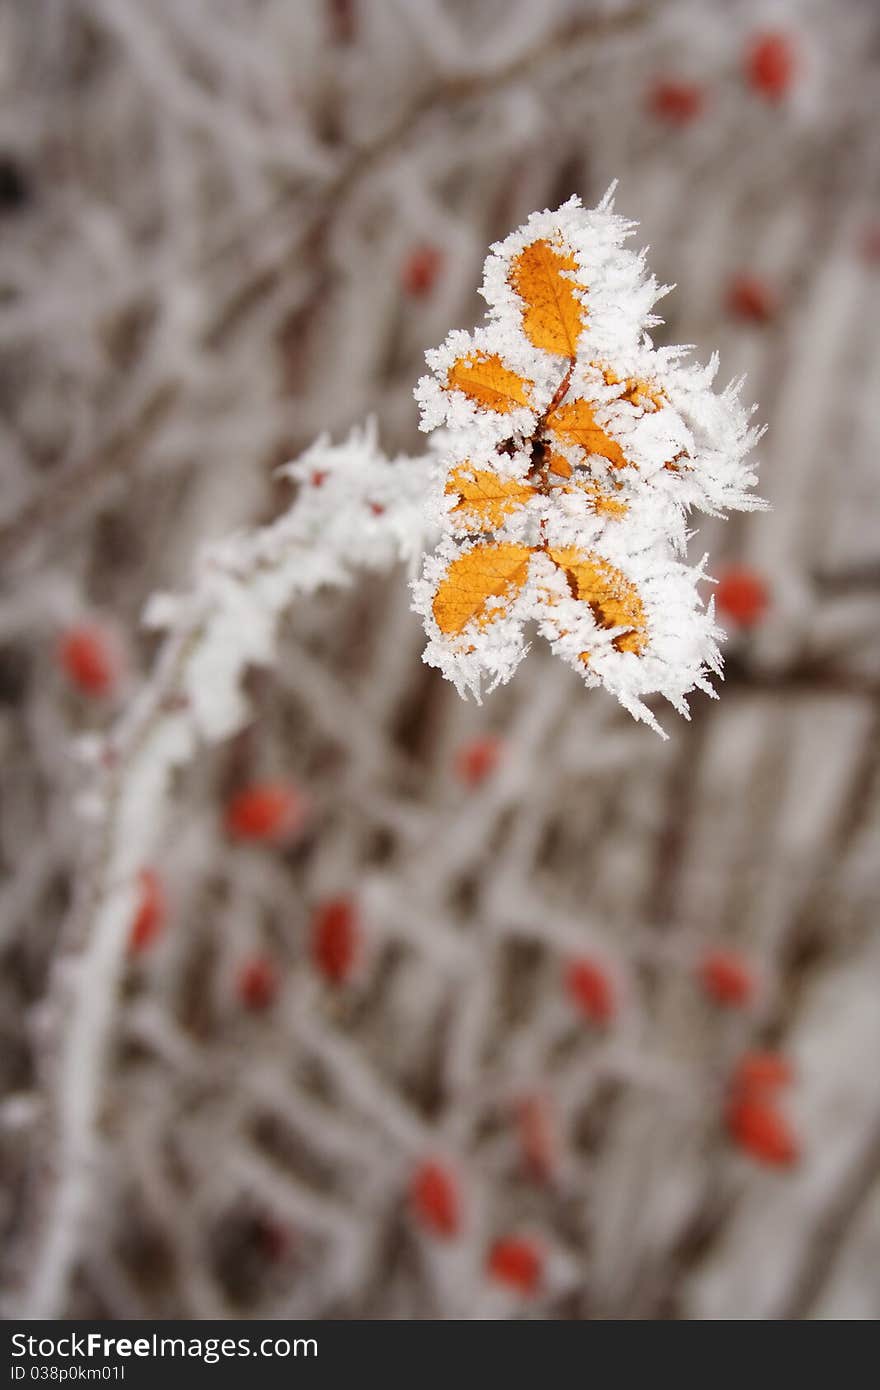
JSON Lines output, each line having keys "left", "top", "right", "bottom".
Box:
{"left": 19, "top": 425, "right": 432, "bottom": 1317}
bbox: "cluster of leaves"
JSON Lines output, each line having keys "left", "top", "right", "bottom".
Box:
{"left": 414, "top": 194, "right": 764, "bottom": 732}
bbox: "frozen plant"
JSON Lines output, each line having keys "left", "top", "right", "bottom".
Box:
{"left": 6, "top": 0, "right": 879, "bottom": 1325}
{"left": 129, "top": 194, "right": 763, "bottom": 750}
{"left": 414, "top": 192, "right": 765, "bottom": 732}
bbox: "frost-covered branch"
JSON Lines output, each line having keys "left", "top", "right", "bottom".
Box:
{"left": 19, "top": 425, "right": 433, "bottom": 1317}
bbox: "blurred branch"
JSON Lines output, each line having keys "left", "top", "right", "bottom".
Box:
{"left": 811, "top": 562, "right": 880, "bottom": 595}
{"left": 0, "top": 4, "right": 651, "bottom": 575}
{"left": 724, "top": 655, "right": 880, "bottom": 702}
{"left": 779, "top": 1112, "right": 880, "bottom": 1319}
{"left": 206, "top": 3, "right": 653, "bottom": 348}
{"left": 0, "top": 383, "right": 178, "bottom": 569}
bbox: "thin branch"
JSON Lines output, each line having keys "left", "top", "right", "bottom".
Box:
{"left": 15, "top": 428, "right": 432, "bottom": 1316}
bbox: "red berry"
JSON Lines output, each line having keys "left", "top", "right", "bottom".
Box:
{"left": 57, "top": 624, "right": 118, "bottom": 697}
{"left": 860, "top": 224, "right": 880, "bottom": 264}
{"left": 255, "top": 1219, "right": 293, "bottom": 1262}
{"left": 746, "top": 32, "right": 797, "bottom": 102}
{"left": 698, "top": 949, "right": 755, "bottom": 1007}
{"left": 224, "top": 782, "right": 306, "bottom": 843}
{"left": 368, "top": 501, "right": 385, "bottom": 516}
{"left": 732, "top": 1051, "right": 794, "bottom": 1096}
{"left": 727, "top": 1094, "right": 799, "bottom": 1166}
{"left": 409, "top": 1160, "right": 460, "bottom": 1238}
{"left": 565, "top": 957, "right": 615, "bottom": 1025}
{"left": 647, "top": 80, "right": 706, "bottom": 125}
{"left": 402, "top": 244, "right": 443, "bottom": 298}
{"left": 726, "top": 274, "right": 778, "bottom": 324}
{"left": 455, "top": 735, "right": 502, "bottom": 787}
{"left": 310, "top": 470, "right": 328, "bottom": 488}
{"left": 236, "top": 956, "right": 279, "bottom": 1011}
{"left": 311, "top": 896, "right": 359, "bottom": 984}
{"left": 516, "top": 1094, "right": 557, "bottom": 1183}
{"left": 129, "top": 868, "right": 166, "bottom": 954}
{"left": 727, "top": 1051, "right": 799, "bottom": 1164}
{"left": 715, "top": 567, "right": 770, "bottom": 627}
{"left": 487, "top": 1236, "right": 542, "bottom": 1295}
{"left": 327, "top": 0, "right": 356, "bottom": 46}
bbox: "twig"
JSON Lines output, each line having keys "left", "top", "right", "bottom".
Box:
{"left": 15, "top": 427, "right": 432, "bottom": 1315}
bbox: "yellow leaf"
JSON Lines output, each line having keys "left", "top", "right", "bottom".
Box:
{"left": 445, "top": 466, "right": 535, "bottom": 530}
{"left": 546, "top": 399, "right": 629, "bottom": 469}
{"left": 446, "top": 353, "right": 533, "bottom": 414}
{"left": 598, "top": 365, "right": 665, "bottom": 413}
{"left": 547, "top": 548, "right": 647, "bottom": 654}
{"left": 664, "top": 449, "right": 691, "bottom": 474}
{"left": 510, "top": 239, "right": 586, "bottom": 358}
{"left": 433, "top": 543, "right": 533, "bottom": 636}
{"left": 574, "top": 482, "right": 629, "bottom": 519}
{"left": 547, "top": 451, "right": 573, "bottom": 479}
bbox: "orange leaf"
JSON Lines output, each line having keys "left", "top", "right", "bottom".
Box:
{"left": 573, "top": 481, "right": 629, "bottom": 519}
{"left": 547, "top": 451, "right": 573, "bottom": 479}
{"left": 510, "top": 238, "right": 585, "bottom": 357}
{"left": 546, "top": 399, "right": 629, "bottom": 469}
{"left": 446, "top": 353, "right": 533, "bottom": 414}
{"left": 547, "top": 548, "right": 647, "bottom": 654}
{"left": 433, "top": 543, "right": 533, "bottom": 636}
{"left": 445, "top": 465, "right": 535, "bottom": 530}
{"left": 598, "top": 365, "right": 666, "bottom": 412}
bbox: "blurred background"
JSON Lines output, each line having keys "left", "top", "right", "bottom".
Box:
{"left": 1, "top": 0, "right": 879, "bottom": 1320}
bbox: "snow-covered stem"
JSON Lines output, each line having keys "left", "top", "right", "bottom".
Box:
{"left": 19, "top": 426, "right": 432, "bottom": 1317}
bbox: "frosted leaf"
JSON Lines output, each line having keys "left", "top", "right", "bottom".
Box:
{"left": 413, "top": 192, "right": 764, "bottom": 732}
